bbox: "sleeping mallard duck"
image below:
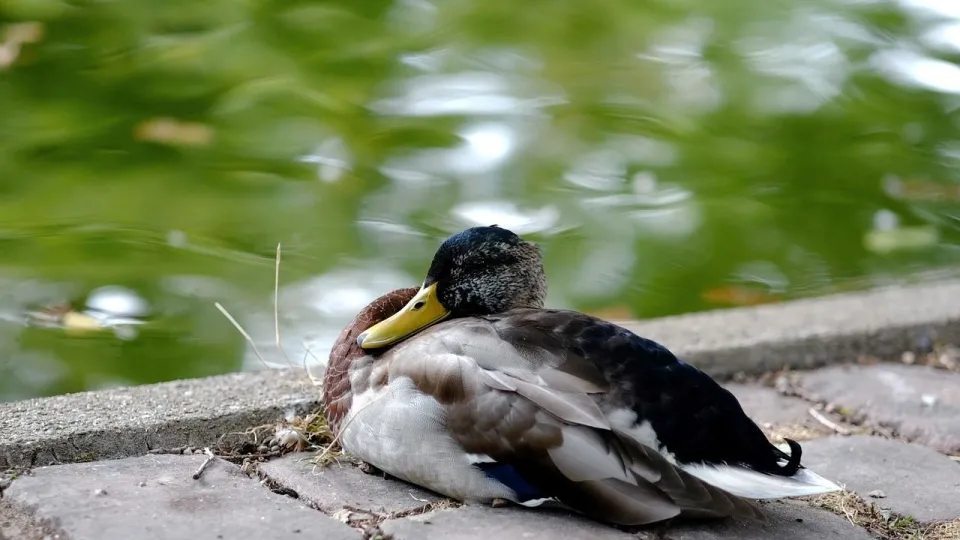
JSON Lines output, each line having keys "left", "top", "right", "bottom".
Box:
{"left": 322, "top": 225, "right": 840, "bottom": 526}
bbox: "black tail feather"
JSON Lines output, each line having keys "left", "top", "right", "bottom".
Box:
{"left": 774, "top": 439, "right": 803, "bottom": 476}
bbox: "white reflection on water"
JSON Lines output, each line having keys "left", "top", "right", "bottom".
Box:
{"left": 644, "top": 17, "right": 712, "bottom": 64}
{"left": 568, "top": 239, "right": 638, "bottom": 299}
{"left": 937, "top": 142, "right": 960, "bottom": 164}
{"left": 582, "top": 183, "right": 693, "bottom": 209}
{"left": 466, "top": 47, "right": 545, "bottom": 73}
{"left": 450, "top": 200, "right": 561, "bottom": 235}
{"left": 378, "top": 163, "right": 435, "bottom": 185}
{"left": 564, "top": 137, "right": 678, "bottom": 192}
{"left": 899, "top": 0, "right": 960, "bottom": 19}
{"left": 368, "top": 71, "right": 566, "bottom": 117}
{"left": 619, "top": 137, "right": 679, "bottom": 167}
{"left": 399, "top": 47, "right": 544, "bottom": 75}
{"left": 579, "top": 173, "right": 701, "bottom": 239}
{"left": 666, "top": 63, "right": 722, "bottom": 112}
{"left": 387, "top": 0, "right": 438, "bottom": 34}
{"left": 283, "top": 267, "right": 414, "bottom": 320}
{"left": 362, "top": 159, "right": 439, "bottom": 253}
{"left": 874, "top": 209, "right": 900, "bottom": 231}
{"left": 640, "top": 17, "right": 722, "bottom": 112}
{"left": 399, "top": 49, "right": 449, "bottom": 72}
{"left": 356, "top": 220, "right": 427, "bottom": 238}
{"left": 86, "top": 285, "right": 150, "bottom": 318}
{"left": 355, "top": 220, "right": 433, "bottom": 265}
{"left": 737, "top": 9, "right": 850, "bottom": 113}
{"left": 5, "top": 350, "right": 68, "bottom": 398}
{"left": 626, "top": 204, "right": 703, "bottom": 239}
{"left": 870, "top": 48, "right": 960, "bottom": 94}
{"left": 565, "top": 149, "right": 628, "bottom": 191}
{"left": 921, "top": 22, "right": 960, "bottom": 53}
{"left": 300, "top": 136, "right": 352, "bottom": 183}
{"left": 0, "top": 277, "right": 78, "bottom": 317}
{"left": 733, "top": 261, "right": 790, "bottom": 293}
{"left": 450, "top": 122, "right": 517, "bottom": 174}
{"left": 376, "top": 121, "right": 519, "bottom": 177}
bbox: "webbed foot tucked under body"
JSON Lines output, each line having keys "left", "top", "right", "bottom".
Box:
{"left": 322, "top": 226, "right": 840, "bottom": 526}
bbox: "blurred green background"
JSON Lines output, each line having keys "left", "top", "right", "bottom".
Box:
{"left": 2, "top": 0, "right": 960, "bottom": 402}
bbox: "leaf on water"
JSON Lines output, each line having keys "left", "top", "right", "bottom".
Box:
{"left": 864, "top": 226, "right": 939, "bottom": 255}
{"left": 134, "top": 117, "right": 214, "bottom": 147}
{"left": 584, "top": 305, "right": 634, "bottom": 320}
{"left": 701, "top": 285, "right": 782, "bottom": 306}
{"left": 0, "top": 21, "right": 45, "bottom": 69}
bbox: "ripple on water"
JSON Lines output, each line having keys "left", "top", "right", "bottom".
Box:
{"left": 449, "top": 200, "right": 562, "bottom": 235}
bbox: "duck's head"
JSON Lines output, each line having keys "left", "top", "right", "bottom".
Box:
{"left": 357, "top": 225, "right": 546, "bottom": 349}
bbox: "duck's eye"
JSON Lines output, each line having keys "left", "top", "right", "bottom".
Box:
{"left": 412, "top": 301, "right": 426, "bottom": 310}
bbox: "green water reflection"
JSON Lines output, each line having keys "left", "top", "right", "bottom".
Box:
{"left": 2, "top": 0, "right": 960, "bottom": 402}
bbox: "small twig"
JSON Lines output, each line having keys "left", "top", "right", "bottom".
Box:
{"left": 808, "top": 407, "right": 851, "bottom": 436}
{"left": 836, "top": 490, "right": 857, "bottom": 527}
{"left": 192, "top": 448, "right": 216, "bottom": 480}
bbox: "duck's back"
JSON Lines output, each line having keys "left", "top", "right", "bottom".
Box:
{"left": 482, "top": 308, "right": 797, "bottom": 478}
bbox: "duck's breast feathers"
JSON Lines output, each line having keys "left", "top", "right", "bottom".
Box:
{"left": 323, "top": 286, "right": 420, "bottom": 426}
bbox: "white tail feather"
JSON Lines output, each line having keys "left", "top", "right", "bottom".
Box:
{"left": 680, "top": 464, "right": 842, "bottom": 499}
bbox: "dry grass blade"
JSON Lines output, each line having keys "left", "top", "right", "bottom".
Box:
{"left": 271, "top": 242, "right": 323, "bottom": 385}
{"left": 278, "top": 412, "right": 336, "bottom": 453}
{"left": 302, "top": 343, "right": 324, "bottom": 387}
{"left": 214, "top": 242, "right": 324, "bottom": 385}
{"left": 274, "top": 242, "right": 294, "bottom": 368}
{"left": 764, "top": 422, "right": 826, "bottom": 443}
{"left": 809, "top": 489, "right": 959, "bottom": 540}
{"left": 213, "top": 241, "right": 345, "bottom": 466}
{"left": 925, "top": 520, "right": 960, "bottom": 540}
{"left": 214, "top": 302, "right": 271, "bottom": 370}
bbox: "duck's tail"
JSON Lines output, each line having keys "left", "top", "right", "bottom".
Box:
{"left": 677, "top": 439, "right": 842, "bottom": 500}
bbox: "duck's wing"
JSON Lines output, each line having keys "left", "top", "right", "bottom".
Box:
{"left": 460, "top": 368, "right": 766, "bottom": 524}
{"left": 383, "top": 317, "right": 765, "bottom": 525}
{"left": 482, "top": 309, "right": 840, "bottom": 500}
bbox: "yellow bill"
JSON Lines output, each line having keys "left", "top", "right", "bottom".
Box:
{"left": 357, "top": 282, "right": 450, "bottom": 349}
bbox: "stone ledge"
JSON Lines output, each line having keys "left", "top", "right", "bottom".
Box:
{"left": 618, "top": 278, "right": 960, "bottom": 378}
{"left": 2, "top": 278, "right": 959, "bottom": 469}
{"left": 0, "top": 369, "right": 321, "bottom": 469}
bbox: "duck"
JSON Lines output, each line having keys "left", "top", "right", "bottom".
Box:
{"left": 322, "top": 225, "right": 840, "bottom": 526}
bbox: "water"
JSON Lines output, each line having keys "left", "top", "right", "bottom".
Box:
{"left": 2, "top": 0, "right": 960, "bottom": 402}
